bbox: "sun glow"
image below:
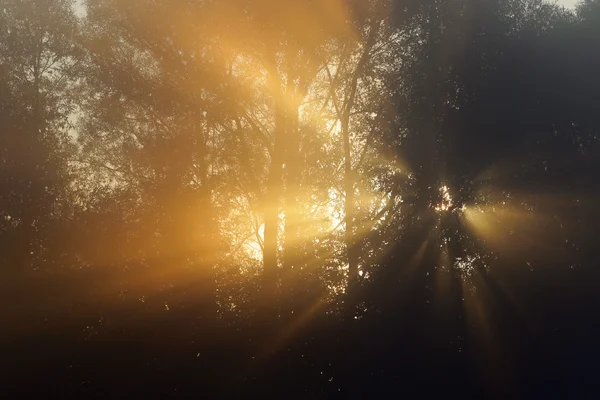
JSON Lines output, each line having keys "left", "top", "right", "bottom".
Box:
{"left": 435, "top": 185, "right": 454, "bottom": 212}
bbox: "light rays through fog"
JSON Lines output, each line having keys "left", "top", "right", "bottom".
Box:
{"left": 72, "top": 1, "right": 592, "bottom": 357}
{"left": 405, "top": 161, "right": 588, "bottom": 375}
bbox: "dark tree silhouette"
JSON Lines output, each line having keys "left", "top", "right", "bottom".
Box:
{"left": 2, "top": 0, "right": 600, "bottom": 397}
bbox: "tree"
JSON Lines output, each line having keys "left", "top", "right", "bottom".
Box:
{"left": 0, "top": 0, "right": 80, "bottom": 270}
{"left": 78, "top": 0, "right": 236, "bottom": 317}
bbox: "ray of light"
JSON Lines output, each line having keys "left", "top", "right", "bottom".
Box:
{"left": 433, "top": 241, "right": 453, "bottom": 301}
{"left": 461, "top": 201, "right": 555, "bottom": 262}
{"left": 459, "top": 266, "right": 520, "bottom": 391}
{"left": 263, "top": 294, "right": 330, "bottom": 357}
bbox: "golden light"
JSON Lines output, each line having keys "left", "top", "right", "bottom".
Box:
{"left": 435, "top": 185, "right": 453, "bottom": 212}
{"left": 461, "top": 198, "right": 550, "bottom": 260}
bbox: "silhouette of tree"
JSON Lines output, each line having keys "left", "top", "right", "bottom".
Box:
{"left": 0, "top": 0, "right": 81, "bottom": 270}
{"left": 3, "top": 1, "right": 600, "bottom": 396}
{"left": 77, "top": 0, "right": 235, "bottom": 318}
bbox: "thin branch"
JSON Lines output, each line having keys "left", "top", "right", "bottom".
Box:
{"left": 68, "top": 159, "right": 149, "bottom": 183}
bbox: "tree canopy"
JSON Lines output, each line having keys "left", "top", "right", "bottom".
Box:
{"left": 2, "top": 0, "right": 600, "bottom": 397}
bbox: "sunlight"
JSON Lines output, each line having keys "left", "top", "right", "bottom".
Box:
{"left": 462, "top": 201, "right": 543, "bottom": 255}
{"left": 458, "top": 185, "right": 579, "bottom": 268}
{"left": 243, "top": 223, "right": 264, "bottom": 262}
{"left": 454, "top": 254, "right": 483, "bottom": 278}
{"left": 433, "top": 241, "right": 452, "bottom": 299}
{"left": 460, "top": 272, "right": 505, "bottom": 376}
{"left": 435, "top": 185, "right": 454, "bottom": 212}
{"left": 6, "top": 0, "right": 599, "bottom": 393}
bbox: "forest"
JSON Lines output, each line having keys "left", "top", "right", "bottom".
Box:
{"left": 2, "top": 0, "right": 600, "bottom": 397}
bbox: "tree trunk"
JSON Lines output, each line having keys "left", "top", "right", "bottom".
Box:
{"left": 262, "top": 93, "right": 285, "bottom": 303}
{"left": 341, "top": 21, "right": 381, "bottom": 318}
{"left": 282, "top": 50, "right": 304, "bottom": 316}
{"left": 341, "top": 106, "right": 359, "bottom": 317}
{"left": 196, "top": 125, "right": 218, "bottom": 320}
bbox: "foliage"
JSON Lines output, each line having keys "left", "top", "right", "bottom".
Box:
{"left": 2, "top": 0, "right": 600, "bottom": 396}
